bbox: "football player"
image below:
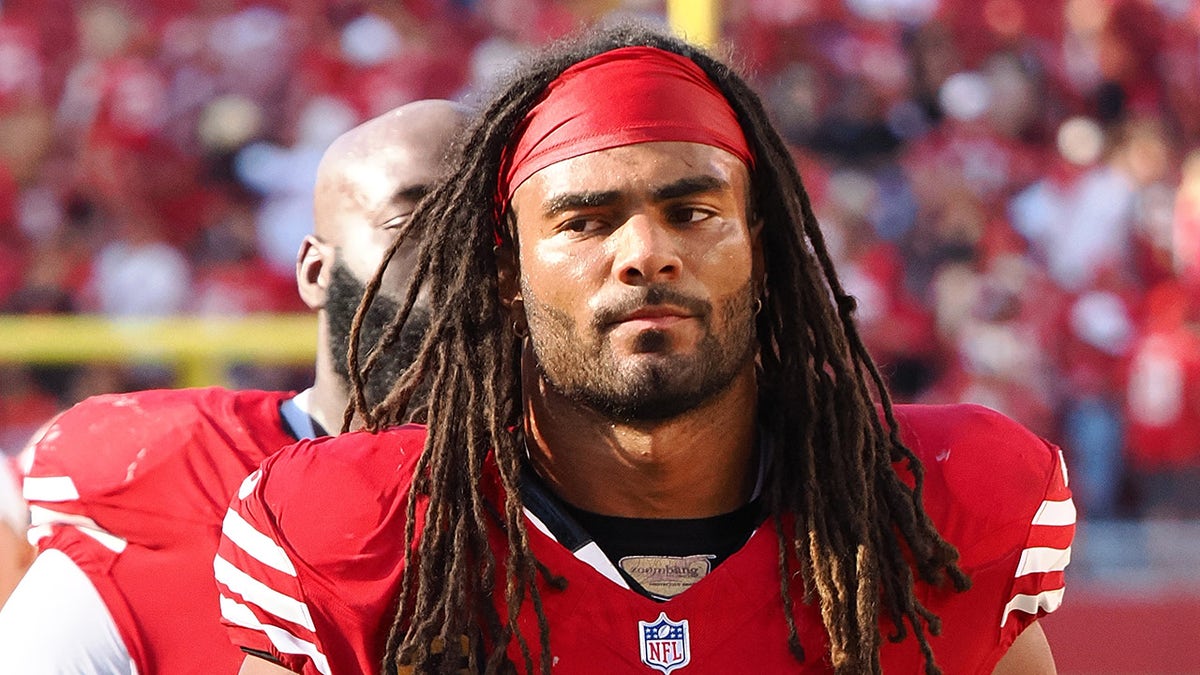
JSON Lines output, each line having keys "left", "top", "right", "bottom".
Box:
{"left": 220, "top": 26, "right": 1074, "bottom": 675}
{"left": 0, "top": 99, "right": 468, "bottom": 674}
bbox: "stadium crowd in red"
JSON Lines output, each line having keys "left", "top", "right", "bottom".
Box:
{"left": 0, "top": 0, "right": 1196, "bottom": 519}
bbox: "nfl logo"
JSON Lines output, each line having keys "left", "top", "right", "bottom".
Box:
{"left": 638, "top": 612, "right": 691, "bottom": 674}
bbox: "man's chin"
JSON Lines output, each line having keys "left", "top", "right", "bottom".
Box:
{"left": 582, "top": 387, "right": 713, "bottom": 423}
{"left": 575, "top": 362, "right": 718, "bottom": 423}
{"left": 617, "top": 327, "right": 703, "bottom": 358}
{"left": 610, "top": 338, "right": 702, "bottom": 363}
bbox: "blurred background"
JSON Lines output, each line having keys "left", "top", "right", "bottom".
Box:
{"left": 0, "top": 0, "right": 1195, "bottom": 671}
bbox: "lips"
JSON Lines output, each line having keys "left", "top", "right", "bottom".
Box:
{"left": 591, "top": 287, "right": 711, "bottom": 332}
{"left": 611, "top": 305, "right": 694, "bottom": 329}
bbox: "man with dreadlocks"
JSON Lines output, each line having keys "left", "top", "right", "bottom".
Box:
{"left": 220, "top": 25, "right": 1074, "bottom": 675}
{"left": 0, "top": 100, "right": 467, "bottom": 674}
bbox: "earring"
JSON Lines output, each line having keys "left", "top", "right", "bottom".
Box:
{"left": 509, "top": 297, "right": 528, "bottom": 338}
{"left": 754, "top": 297, "right": 764, "bottom": 316}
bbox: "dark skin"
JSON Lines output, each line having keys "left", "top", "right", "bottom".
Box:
{"left": 238, "top": 100, "right": 467, "bottom": 675}
{"left": 296, "top": 100, "right": 466, "bottom": 434}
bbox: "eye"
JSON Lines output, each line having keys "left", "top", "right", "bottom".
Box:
{"left": 559, "top": 217, "right": 610, "bottom": 235}
{"left": 666, "top": 206, "right": 715, "bottom": 225}
{"left": 380, "top": 213, "right": 412, "bottom": 231}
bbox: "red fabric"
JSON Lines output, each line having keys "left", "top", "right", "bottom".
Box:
{"left": 1124, "top": 283, "right": 1200, "bottom": 468}
{"left": 1125, "top": 329, "right": 1200, "bottom": 468}
{"left": 87, "top": 57, "right": 168, "bottom": 151}
{"left": 191, "top": 258, "right": 304, "bottom": 314}
{"left": 220, "top": 404, "right": 1072, "bottom": 675}
{"left": 25, "top": 387, "right": 298, "bottom": 675}
{"left": 0, "top": 386, "right": 57, "bottom": 435}
{"left": 1177, "top": 191, "right": 1200, "bottom": 288}
{"left": 497, "top": 46, "right": 754, "bottom": 209}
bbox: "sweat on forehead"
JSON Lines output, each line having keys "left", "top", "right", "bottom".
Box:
{"left": 496, "top": 46, "right": 754, "bottom": 211}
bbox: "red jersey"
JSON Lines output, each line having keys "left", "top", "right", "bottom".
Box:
{"left": 217, "top": 404, "right": 1074, "bottom": 675}
{"left": 1125, "top": 328, "right": 1200, "bottom": 469}
{"left": 23, "top": 387, "right": 310, "bottom": 675}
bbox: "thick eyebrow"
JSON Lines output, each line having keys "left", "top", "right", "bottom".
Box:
{"left": 376, "top": 185, "right": 432, "bottom": 229}
{"left": 651, "top": 175, "right": 729, "bottom": 201}
{"left": 541, "top": 190, "right": 622, "bottom": 218}
{"left": 539, "top": 175, "right": 731, "bottom": 218}
{"left": 391, "top": 184, "right": 431, "bottom": 207}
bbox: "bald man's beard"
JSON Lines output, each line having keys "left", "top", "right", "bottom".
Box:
{"left": 325, "top": 260, "right": 429, "bottom": 411}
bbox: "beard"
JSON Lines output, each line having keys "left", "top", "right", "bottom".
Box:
{"left": 524, "top": 281, "right": 758, "bottom": 423}
{"left": 324, "top": 260, "right": 429, "bottom": 409}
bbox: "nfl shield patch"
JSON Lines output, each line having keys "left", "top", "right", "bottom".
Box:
{"left": 638, "top": 612, "right": 691, "bottom": 674}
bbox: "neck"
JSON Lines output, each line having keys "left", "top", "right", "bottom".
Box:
{"left": 308, "top": 316, "right": 351, "bottom": 436}
{"left": 523, "top": 351, "right": 760, "bottom": 519}
{"left": 307, "top": 371, "right": 350, "bottom": 436}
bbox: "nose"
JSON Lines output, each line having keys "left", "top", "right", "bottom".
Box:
{"left": 611, "top": 214, "right": 681, "bottom": 285}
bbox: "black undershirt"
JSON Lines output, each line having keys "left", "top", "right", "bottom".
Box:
{"left": 522, "top": 457, "right": 765, "bottom": 600}
{"left": 559, "top": 498, "right": 764, "bottom": 572}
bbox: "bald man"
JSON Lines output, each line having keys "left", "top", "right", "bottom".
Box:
{"left": 0, "top": 100, "right": 468, "bottom": 675}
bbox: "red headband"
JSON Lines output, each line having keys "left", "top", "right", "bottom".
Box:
{"left": 496, "top": 46, "right": 755, "bottom": 213}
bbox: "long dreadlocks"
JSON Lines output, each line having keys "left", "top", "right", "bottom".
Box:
{"left": 345, "top": 23, "right": 970, "bottom": 675}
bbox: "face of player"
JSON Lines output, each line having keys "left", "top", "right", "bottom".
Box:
{"left": 508, "top": 141, "right": 762, "bottom": 422}
{"left": 329, "top": 140, "right": 444, "bottom": 292}
{"left": 320, "top": 129, "right": 450, "bottom": 403}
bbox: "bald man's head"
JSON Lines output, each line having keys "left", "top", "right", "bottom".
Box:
{"left": 313, "top": 99, "right": 470, "bottom": 252}
{"left": 301, "top": 99, "right": 469, "bottom": 407}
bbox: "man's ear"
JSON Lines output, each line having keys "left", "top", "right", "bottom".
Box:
{"left": 296, "top": 235, "right": 333, "bottom": 310}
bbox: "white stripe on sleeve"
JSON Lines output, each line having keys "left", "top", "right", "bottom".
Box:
{"left": 1001, "top": 588, "right": 1065, "bottom": 627}
{"left": 237, "top": 470, "right": 262, "bottom": 500}
{"left": 221, "top": 595, "right": 331, "bottom": 675}
{"left": 221, "top": 509, "right": 297, "bottom": 576}
{"left": 1015, "top": 546, "right": 1072, "bottom": 577}
{"left": 1031, "top": 498, "right": 1076, "bottom": 527}
{"left": 213, "top": 556, "right": 315, "bottom": 632}
{"left": 26, "top": 506, "right": 127, "bottom": 553}
{"left": 23, "top": 476, "right": 80, "bottom": 502}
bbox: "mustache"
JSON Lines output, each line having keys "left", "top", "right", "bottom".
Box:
{"left": 591, "top": 285, "right": 711, "bottom": 330}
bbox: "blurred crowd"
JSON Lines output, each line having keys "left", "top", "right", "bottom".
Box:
{"left": 0, "top": 0, "right": 1197, "bottom": 520}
